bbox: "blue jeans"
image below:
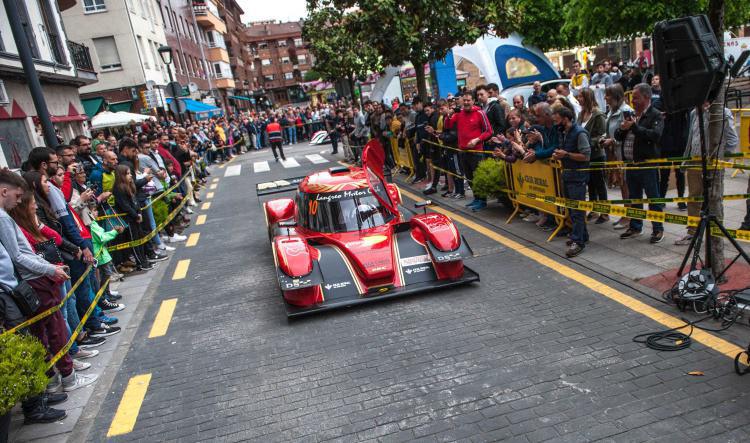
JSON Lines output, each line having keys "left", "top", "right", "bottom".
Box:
{"left": 59, "top": 281, "right": 79, "bottom": 355}
{"left": 287, "top": 127, "right": 297, "bottom": 144}
{"left": 255, "top": 133, "right": 262, "bottom": 149}
{"left": 563, "top": 173, "right": 589, "bottom": 244}
{"left": 144, "top": 198, "right": 162, "bottom": 247}
{"left": 626, "top": 168, "right": 663, "bottom": 232}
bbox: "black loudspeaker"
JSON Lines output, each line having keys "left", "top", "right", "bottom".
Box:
{"left": 653, "top": 15, "right": 727, "bottom": 112}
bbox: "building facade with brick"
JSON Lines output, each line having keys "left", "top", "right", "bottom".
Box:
{"left": 244, "top": 21, "right": 313, "bottom": 106}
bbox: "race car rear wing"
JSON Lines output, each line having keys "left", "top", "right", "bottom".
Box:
{"left": 255, "top": 176, "right": 306, "bottom": 197}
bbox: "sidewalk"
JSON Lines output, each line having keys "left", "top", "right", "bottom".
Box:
{"left": 396, "top": 167, "right": 750, "bottom": 337}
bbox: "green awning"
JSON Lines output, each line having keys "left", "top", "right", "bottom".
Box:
{"left": 81, "top": 97, "right": 104, "bottom": 118}
{"left": 228, "top": 95, "right": 251, "bottom": 101}
{"left": 108, "top": 101, "right": 133, "bottom": 113}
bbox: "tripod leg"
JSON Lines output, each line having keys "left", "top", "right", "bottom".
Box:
{"left": 678, "top": 217, "right": 706, "bottom": 275}
{"left": 711, "top": 220, "right": 750, "bottom": 281}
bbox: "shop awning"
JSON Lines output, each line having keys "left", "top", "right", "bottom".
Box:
{"left": 228, "top": 95, "right": 251, "bottom": 101}
{"left": 81, "top": 97, "right": 105, "bottom": 118}
{"left": 166, "top": 98, "right": 223, "bottom": 120}
{"left": 108, "top": 101, "right": 133, "bottom": 113}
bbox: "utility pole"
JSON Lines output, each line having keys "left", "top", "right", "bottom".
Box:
{"left": 3, "top": 0, "right": 58, "bottom": 148}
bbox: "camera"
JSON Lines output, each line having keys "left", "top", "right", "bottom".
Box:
{"left": 623, "top": 110, "right": 635, "bottom": 119}
{"left": 453, "top": 106, "right": 461, "bottom": 113}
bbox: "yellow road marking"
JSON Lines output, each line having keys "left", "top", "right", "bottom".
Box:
{"left": 399, "top": 188, "right": 745, "bottom": 360}
{"left": 107, "top": 373, "right": 152, "bottom": 437}
{"left": 218, "top": 156, "right": 237, "bottom": 168}
{"left": 149, "top": 299, "right": 177, "bottom": 338}
{"left": 206, "top": 192, "right": 215, "bottom": 199}
{"left": 209, "top": 183, "right": 217, "bottom": 190}
{"left": 212, "top": 177, "right": 219, "bottom": 183}
{"left": 201, "top": 202, "right": 211, "bottom": 210}
{"left": 186, "top": 233, "right": 200, "bottom": 247}
{"left": 172, "top": 259, "right": 190, "bottom": 280}
{"left": 196, "top": 214, "right": 207, "bottom": 225}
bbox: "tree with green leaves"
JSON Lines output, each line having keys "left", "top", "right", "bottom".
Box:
{"left": 309, "top": 0, "right": 514, "bottom": 101}
{"left": 303, "top": 3, "right": 381, "bottom": 102}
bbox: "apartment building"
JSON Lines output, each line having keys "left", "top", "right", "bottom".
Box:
{"left": 245, "top": 21, "right": 313, "bottom": 106}
{"left": 0, "top": 0, "right": 98, "bottom": 168}
{"left": 62, "top": 0, "right": 169, "bottom": 116}
{"left": 189, "top": 0, "right": 234, "bottom": 110}
{"left": 217, "top": 0, "right": 251, "bottom": 113}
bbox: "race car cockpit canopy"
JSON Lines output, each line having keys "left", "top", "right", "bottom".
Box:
{"left": 296, "top": 188, "right": 394, "bottom": 233}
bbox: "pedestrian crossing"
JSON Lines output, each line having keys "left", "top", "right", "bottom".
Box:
{"left": 224, "top": 164, "right": 241, "bottom": 177}
{"left": 250, "top": 154, "right": 332, "bottom": 175}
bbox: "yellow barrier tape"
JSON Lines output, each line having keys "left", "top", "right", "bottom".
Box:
{"left": 107, "top": 192, "right": 189, "bottom": 252}
{"left": 47, "top": 277, "right": 110, "bottom": 369}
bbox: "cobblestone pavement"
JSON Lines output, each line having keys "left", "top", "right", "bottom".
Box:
{"left": 83, "top": 144, "right": 750, "bottom": 443}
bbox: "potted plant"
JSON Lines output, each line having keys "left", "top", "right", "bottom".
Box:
{"left": 471, "top": 158, "right": 511, "bottom": 207}
{"left": 0, "top": 333, "right": 48, "bottom": 442}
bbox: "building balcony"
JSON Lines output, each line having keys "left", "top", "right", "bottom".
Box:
{"left": 193, "top": 2, "right": 227, "bottom": 34}
{"left": 230, "top": 56, "right": 244, "bottom": 68}
{"left": 68, "top": 40, "right": 98, "bottom": 85}
{"left": 207, "top": 47, "right": 230, "bottom": 63}
{"left": 215, "top": 77, "right": 235, "bottom": 89}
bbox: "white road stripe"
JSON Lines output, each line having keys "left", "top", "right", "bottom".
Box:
{"left": 305, "top": 154, "right": 328, "bottom": 164}
{"left": 280, "top": 157, "right": 300, "bottom": 168}
{"left": 253, "top": 161, "right": 270, "bottom": 173}
{"left": 224, "top": 165, "right": 242, "bottom": 177}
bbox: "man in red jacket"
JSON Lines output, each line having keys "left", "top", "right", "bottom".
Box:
{"left": 446, "top": 91, "right": 493, "bottom": 210}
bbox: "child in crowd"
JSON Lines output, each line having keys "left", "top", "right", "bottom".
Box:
{"left": 88, "top": 203, "right": 125, "bottom": 299}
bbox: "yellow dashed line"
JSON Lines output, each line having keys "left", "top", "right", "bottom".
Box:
{"left": 107, "top": 374, "right": 152, "bottom": 437}
{"left": 196, "top": 214, "right": 207, "bottom": 225}
{"left": 186, "top": 233, "right": 200, "bottom": 247}
{"left": 212, "top": 178, "right": 219, "bottom": 183}
{"left": 172, "top": 259, "right": 190, "bottom": 280}
{"left": 398, "top": 188, "right": 745, "bottom": 360}
{"left": 149, "top": 299, "right": 178, "bottom": 338}
{"left": 209, "top": 183, "right": 217, "bottom": 190}
{"left": 206, "top": 192, "right": 215, "bottom": 199}
{"left": 201, "top": 202, "right": 211, "bottom": 210}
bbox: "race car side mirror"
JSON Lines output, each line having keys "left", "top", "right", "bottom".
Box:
{"left": 414, "top": 200, "right": 431, "bottom": 214}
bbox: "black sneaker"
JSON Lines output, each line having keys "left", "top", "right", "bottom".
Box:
{"left": 89, "top": 323, "right": 121, "bottom": 337}
{"left": 620, "top": 228, "right": 642, "bottom": 239}
{"left": 566, "top": 242, "right": 585, "bottom": 257}
{"left": 107, "top": 293, "right": 123, "bottom": 301}
{"left": 138, "top": 263, "right": 154, "bottom": 271}
{"left": 43, "top": 392, "right": 68, "bottom": 406}
{"left": 677, "top": 202, "right": 688, "bottom": 211}
{"left": 423, "top": 187, "right": 437, "bottom": 195}
{"left": 98, "top": 299, "right": 125, "bottom": 312}
{"left": 78, "top": 335, "right": 106, "bottom": 349}
{"left": 23, "top": 404, "right": 66, "bottom": 424}
{"left": 149, "top": 253, "right": 169, "bottom": 262}
{"left": 650, "top": 231, "right": 664, "bottom": 244}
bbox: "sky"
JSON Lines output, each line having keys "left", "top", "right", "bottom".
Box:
{"left": 238, "top": 0, "right": 308, "bottom": 23}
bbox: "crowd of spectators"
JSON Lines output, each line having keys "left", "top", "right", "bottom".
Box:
{"left": 0, "top": 116, "right": 219, "bottom": 425}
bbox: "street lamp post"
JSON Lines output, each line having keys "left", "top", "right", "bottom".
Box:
{"left": 158, "top": 45, "right": 183, "bottom": 124}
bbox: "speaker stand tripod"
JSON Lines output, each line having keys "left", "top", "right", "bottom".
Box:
{"left": 677, "top": 106, "right": 750, "bottom": 284}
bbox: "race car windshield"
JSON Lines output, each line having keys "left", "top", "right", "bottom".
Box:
{"left": 297, "top": 189, "right": 395, "bottom": 233}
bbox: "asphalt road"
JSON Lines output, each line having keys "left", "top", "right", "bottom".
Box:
{"left": 84, "top": 141, "right": 750, "bottom": 442}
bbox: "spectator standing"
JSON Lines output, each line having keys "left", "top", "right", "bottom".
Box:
{"left": 676, "top": 102, "right": 738, "bottom": 245}
{"left": 528, "top": 81, "right": 547, "bottom": 107}
{"left": 590, "top": 62, "right": 613, "bottom": 87}
{"left": 570, "top": 60, "right": 589, "bottom": 94}
{"left": 551, "top": 106, "right": 591, "bottom": 257}
{"left": 446, "top": 91, "right": 492, "bottom": 211}
{"left": 556, "top": 83, "right": 582, "bottom": 119}
{"left": 601, "top": 84, "right": 633, "bottom": 229}
{"left": 614, "top": 83, "right": 665, "bottom": 243}
{"left": 577, "top": 88, "right": 608, "bottom": 224}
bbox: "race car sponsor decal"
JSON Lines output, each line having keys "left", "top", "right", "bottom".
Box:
{"left": 404, "top": 265, "right": 431, "bottom": 275}
{"left": 311, "top": 188, "right": 371, "bottom": 202}
{"left": 399, "top": 254, "right": 430, "bottom": 267}
{"left": 283, "top": 278, "right": 313, "bottom": 290}
{"left": 324, "top": 281, "right": 351, "bottom": 290}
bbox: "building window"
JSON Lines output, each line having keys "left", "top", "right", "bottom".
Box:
{"left": 258, "top": 42, "right": 268, "bottom": 49}
{"left": 39, "top": 0, "right": 67, "bottom": 64}
{"left": 92, "top": 36, "right": 122, "bottom": 70}
{"left": 261, "top": 59, "right": 271, "bottom": 66}
{"left": 284, "top": 72, "right": 293, "bottom": 80}
{"left": 83, "top": 0, "right": 106, "bottom": 13}
{"left": 137, "top": 35, "right": 149, "bottom": 68}
{"left": 264, "top": 74, "right": 274, "bottom": 81}
{"left": 213, "top": 62, "right": 222, "bottom": 77}
{"left": 277, "top": 40, "right": 287, "bottom": 47}
{"left": 297, "top": 54, "right": 306, "bottom": 65}
{"left": 294, "top": 38, "right": 303, "bottom": 47}
{"left": 281, "top": 56, "right": 290, "bottom": 64}
{"left": 0, "top": 80, "right": 8, "bottom": 105}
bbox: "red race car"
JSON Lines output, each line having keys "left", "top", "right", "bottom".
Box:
{"left": 258, "top": 141, "right": 479, "bottom": 317}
